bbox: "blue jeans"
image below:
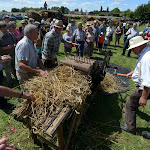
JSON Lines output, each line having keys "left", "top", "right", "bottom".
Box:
{"left": 122, "top": 39, "right": 131, "bottom": 56}
{"left": 76, "top": 41, "right": 85, "bottom": 57}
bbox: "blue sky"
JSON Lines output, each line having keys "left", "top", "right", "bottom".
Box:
{"left": 0, "top": 0, "right": 149, "bottom": 12}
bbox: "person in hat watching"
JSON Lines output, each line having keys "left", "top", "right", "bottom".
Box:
{"left": 42, "top": 19, "right": 64, "bottom": 68}
{"left": 122, "top": 23, "right": 139, "bottom": 57}
{"left": 3, "top": 15, "right": 10, "bottom": 26}
{"left": 73, "top": 22, "right": 86, "bottom": 57}
{"left": 120, "top": 36, "right": 150, "bottom": 138}
{"left": 15, "top": 24, "right": 47, "bottom": 85}
{"left": 0, "top": 21, "right": 17, "bottom": 88}
{"left": 19, "top": 20, "right": 26, "bottom": 39}
{"left": 67, "top": 19, "right": 76, "bottom": 35}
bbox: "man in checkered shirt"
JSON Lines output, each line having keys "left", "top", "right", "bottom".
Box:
{"left": 42, "top": 20, "right": 64, "bottom": 68}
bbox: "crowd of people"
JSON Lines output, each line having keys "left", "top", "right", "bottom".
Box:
{"left": 0, "top": 14, "right": 150, "bottom": 148}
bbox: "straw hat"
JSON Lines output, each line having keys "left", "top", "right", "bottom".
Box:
{"left": 66, "top": 26, "right": 71, "bottom": 31}
{"left": 21, "top": 20, "right": 25, "bottom": 24}
{"left": 54, "top": 19, "right": 63, "bottom": 28}
{"left": 128, "top": 36, "right": 149, "bottom": 50}
{"left": 78, "top": 22, "right": 83, "bottom": 27}
{"left": 3, "top": 15, "right": 9, "bottom": 18}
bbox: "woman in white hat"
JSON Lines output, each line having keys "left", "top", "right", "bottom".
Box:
{"left": 63, "top": 27, "right": 73, "bottom": 58}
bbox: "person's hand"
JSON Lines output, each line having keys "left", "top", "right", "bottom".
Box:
{"left": 7, "top": 45, "right": 15, "bottom": 50}
{"left": 0, "top": 136, "right": 9, "bottom": 150}
{"left": 126, "top": 72, "right": 133, "bottom": 78}
{"left": 1, "top": 55, "right": 11, "bottom": 61}
{"left": 22, "top": 93, "right": 35, "bottom": 101}
{"left": 139, "top": 96, "right": 147, "bottom": 107}
{"left": 39, "top": 70, "right": 48, "bottom": 77}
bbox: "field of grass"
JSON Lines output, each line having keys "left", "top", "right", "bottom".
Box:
{"left": 0, "top": 21, "right": 150, "bottom": 150}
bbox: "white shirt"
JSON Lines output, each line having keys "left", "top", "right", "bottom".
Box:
{"left": 132, "top": 46, "right": 150, "bottom": 89}
{"left": 106, "top": 27, "right": 114, "bottom": 36}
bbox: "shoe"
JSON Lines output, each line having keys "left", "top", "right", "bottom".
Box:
{"left": 121, "top": 53, "right": 125, "bottom": 56}
{"left": 120, "top": 124, "right": 136, "bottom": 135}
{"left": 127, "top": 55, "right": 130, "bottom": 57}
{"left": 141, "top": 131, "right": 150, "bottom": 139}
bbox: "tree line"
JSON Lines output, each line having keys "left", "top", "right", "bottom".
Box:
{"left": 10, "top": 1, "right": 150, "bottom": 21}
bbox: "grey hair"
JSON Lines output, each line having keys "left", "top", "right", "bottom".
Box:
{"left": 24, "top": 24, "right": 37, "bottom": 36}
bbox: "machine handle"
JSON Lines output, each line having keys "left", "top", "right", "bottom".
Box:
{"left": 117, "top": 73, "right": 132, "bottom": 78}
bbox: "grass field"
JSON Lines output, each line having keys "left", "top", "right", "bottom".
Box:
{"left": 1, "top": 21, "right": 150, "bottom": 150}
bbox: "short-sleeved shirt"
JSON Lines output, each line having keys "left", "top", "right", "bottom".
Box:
{"left": 92, "top": 25, "right": 100, "bottom": 38}
{"left": 132, "top": 46, "right": 150, "bottom": 89}
{"left": 99, "top": 24, "right": 106, "bottom": 34}
{"left": 106, "top": 27, "right": 114, "bottom": 36}
{"left": 63, "top": 33, "right": 73, "bottom": 48}
{"left": 42, "top": 29, "right": 62, "bottom": 60}
{"left": 126, "top": 28, "right": 140, "bottom": 40}
{"left": 73, "top": 29, "right": 86, "bottom": 41}
{"left": 15, "top": 36, "right": 38, "bottom": 73}
{"left": 67, "top": 24, "right": 76, "bottom": 35}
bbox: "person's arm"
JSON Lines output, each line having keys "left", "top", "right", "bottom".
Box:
{"left": 0, "top": 86, "right": 34, "bottom": 101}
{"left": 126, "top": 70, "right": 134, "bottom": 78}
{"left": 37, "top": 56, "right": 46, "bottom": 71}
{"left": 139, "top": 87, "right": 150, "bottom": 107}
{"left": 1, "top": 45, "right": 15, "bottom": 51}
{"left": 18, "top": 60, "right": 47, "bottom": 77}
{"left": 0, "top": 136, "right": 8, "bottom": 150}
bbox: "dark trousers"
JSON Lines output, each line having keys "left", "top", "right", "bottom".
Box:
{"left": 122, "top": 39, "right": 131, "bottom": 56}
{"left": 76, "top": 41, "right": 85, "bottom": 57}
{"left": 43, "top": 58, "right": 58, "bottom": 69}
{"left": 125, "top": 87, "right": 150, "bottom": 131}
{"left": 0, "top": 70, "right": 3, "bottom": 85}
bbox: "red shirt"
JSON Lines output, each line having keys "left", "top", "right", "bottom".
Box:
{"left": 98, "top": 36, "right": 104, "bottom": 44}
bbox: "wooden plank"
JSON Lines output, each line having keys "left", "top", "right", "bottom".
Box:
{"left": 57, "top": 123, "right": 64, "bottom": 150}
{"left": 46, "top": 107, "right": 71, "bottom": 137}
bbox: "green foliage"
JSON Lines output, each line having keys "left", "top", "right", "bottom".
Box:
{"left": 135, "top": 2, "right": 150, "bottom": 21}
{"left": 120, "top": 9, "right": 135, "bottom": 18}
{"left": 111, "top": 7, "right": 120, "bottom": 13}
{"left": 74, "top": 8, "right": 79, "bottom": 12}
{"left": 50, "top": 6, "right": 59, "bottom": 11}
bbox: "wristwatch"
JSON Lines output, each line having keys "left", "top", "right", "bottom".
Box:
{"left": 19, "top": 92, "right": 23, "bottom": 98}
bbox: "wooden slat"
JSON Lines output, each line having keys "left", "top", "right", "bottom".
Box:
{"left": 45, "top": 107, "right": 71, "bottom": 137}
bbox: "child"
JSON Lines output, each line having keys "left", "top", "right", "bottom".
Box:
{"left": 35, "top": 39, "right": 42, "bottom": 59}
{"left": 98, "top": 32, "right": 104, "bottom": 52}
{"left": 104, "top": 34, "right": 109, "bottom": 51}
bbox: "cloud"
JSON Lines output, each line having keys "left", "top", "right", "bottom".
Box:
{"left": 123, "top": 4, "right": 128, "bottom": 6}
{"left": 13, "top": 0, "right": 34, "bottom": 4}
{"left": 108, "top": 1, "right": 120, "bottom": 7}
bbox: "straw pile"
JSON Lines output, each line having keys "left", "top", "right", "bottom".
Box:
{"left": 98, "top": 72, "right": 125, "bottom": 94}
{"left": 12, "top": 65, "right": 92, "bottom": 128}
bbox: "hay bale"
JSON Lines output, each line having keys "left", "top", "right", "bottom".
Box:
{"left": 27, "top": 10, "right": 41, "bottom": 22}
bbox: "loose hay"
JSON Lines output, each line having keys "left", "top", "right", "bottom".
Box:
{"left": 98, "top": 72, "right": 126, "bottom": 94}
{"left": 12, "top": 65, "right": 92, "bottom": 129}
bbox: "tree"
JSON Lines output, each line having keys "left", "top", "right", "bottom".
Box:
{"left": 111, "top": 7, "right": 120, "bottom": 13}
{"left": 107, "top": 7, "right": 109, "bottom": 12}
{"left": 11, "top": 8, "right": 20, "bottom": 12}
{"left": 80, "top": 8, "right": 83, "bottom": 15}
{"left": 74, "top": 8, "right": 79, "bottom": 12}
{"left": 100, "top": 6, "right": 103, "bottom": 12}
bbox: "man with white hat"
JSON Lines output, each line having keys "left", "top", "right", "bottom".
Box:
{"left": 120, "top": 36, "right": 150, "bottom": 137}
{"left": 42, "top": 19, "right": 63, "bottom": 68}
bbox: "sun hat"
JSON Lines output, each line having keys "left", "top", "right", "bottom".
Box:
{"left": 86, "top": 22, "right": 91, "bottom": 26}
{"left": 66, "top": 26, "right": 71, "bottom": 31}
{"left": 70, "top": 19, "right": 75, "bottom": 22}
{"left": 21, "top": 20, "right": 26, "bottom": 24}
{"left": 139, "top": 31, "right": 144, "bottom": 36}
{"left": 3, "top": 15, "right": 9, "bottom": 19}
{"left": 78, "top": 22, "right": 83, "bottom": 27}
{"left": 128, "top": 36, "right": 149, "bottom": 50}
{"left": 54, "top": 19, "right": 63, "bottom": 28}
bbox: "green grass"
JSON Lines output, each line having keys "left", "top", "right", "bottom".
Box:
{"left": 1, "top": 21, "right": 150, "bottom": 150}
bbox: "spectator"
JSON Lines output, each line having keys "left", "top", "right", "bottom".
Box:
{"left": 99, "top": 21, "right": 106, "bottom": 35}
{"left": 41, "top": 18, "right": 46, "bottom": 24}
{"left": 67, "top": 19, "right": 76, "bottom": 35}
{"left": 115, "top": 23, "right": 123, "bottom": 47}
{"left": 40, "top": 22, "right": 46, "bottom": 41}
{"left": 120, "top": 36, "right": 150, "bottom": 137}
{"left": 19, "top": 20, "right": 26, "bottom": 39}
{"left": 122, "top": 23, "right": 139, "bottom": 57}
{"left": 123, "top": 24, "right": 130, "bottom": 44}
{"left": 63, "top": 26, "right": 73, "bottom": 58}
{"left": 145, "top": 28, "right": 150, "bottom": 40}
{"left": 84, "top": 22, "right": 91, "bottom": 33}
{"left": 123, "top": 22, "right": 126, "bottom": 33}
{"left": 92, "top": 20, "right": 99, "bottom": 48}
{"left": 15, "top": 24, "right": 47, "bottom": 85}
{"left": 0, "top": 21, "right": 16, "bottom": 88}
{"left": 143, "top": 23, "right": 150, "bottom": 34}
{"left": 29, "top": 18, "right": 34, "bottom": 24}
{"left": 73, "top": 22, "right": 86, "bottom": 57}
{"left": 84, "top": 26, "right": 95, "bottom": 57}
{"left": 104, "top": 34, "right": 109, "bottom": 51}
{"left": 3, "top": 15, "right": 10, "bottom": 26}
{"left": 49, "top": 18, "right": 56, "bottom": 31}
{"left": 98, "top": 32, "right": 104, "bottom": 52}
{"left": 42, "top": 20, "right": 63, "bottom": 68}
{"left": 106, "top": 23, "right": 114, "bottom": 46}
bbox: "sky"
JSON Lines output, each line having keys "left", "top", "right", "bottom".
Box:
{"left": 0, "top": 0, "right": 149, "bottom": 12}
